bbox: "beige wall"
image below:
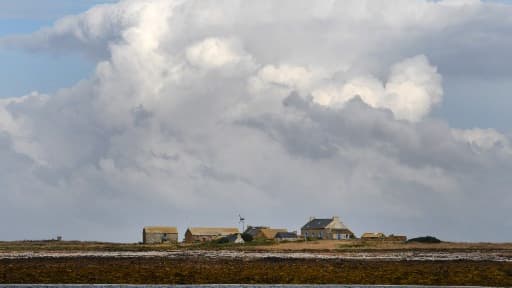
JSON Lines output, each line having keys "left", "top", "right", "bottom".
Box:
{"left": 184, "top": 231, "right": 218, "bottom": 243}
{"left": 301, "top": 228, "right": 329, "bottom": 240}
{"left": 143, "top": 232, "right": 178, "bottom": 244}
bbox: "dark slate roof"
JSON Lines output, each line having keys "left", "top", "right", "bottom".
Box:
{"left": 275, "top": 232, "right": 298, "bottom": 239}
{"left": 301, "top": 218, "right": 333, "bottom": 229}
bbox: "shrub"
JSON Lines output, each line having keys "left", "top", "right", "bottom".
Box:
{"left": 215, "top": 237, "right": 230, "bottom": 244}
{"left": 407, "top": 236, "right": 441, "bottom": 243}
{"left": 241, "top": 233, "right": 253, "bottom": 242}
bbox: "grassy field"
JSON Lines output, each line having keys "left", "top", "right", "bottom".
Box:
{"left": 1, "top": 257, "right": 511, "bottom": 285}
{"left": 270, "top": 239, "right": 512, "bottom": 252}
{"left": 0, "top": 240, "right": 178, "bottom": 252}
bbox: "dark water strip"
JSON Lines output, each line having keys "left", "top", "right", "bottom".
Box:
{"left": 0, "top": 285, "right": 490, "bottom": 288}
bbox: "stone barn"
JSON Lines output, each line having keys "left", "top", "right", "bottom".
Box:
{"left": 184, "top": 227, "right": 239, "bottom": 243}
{"left": 143, "top": 226, "right": 178, "bottom": 244}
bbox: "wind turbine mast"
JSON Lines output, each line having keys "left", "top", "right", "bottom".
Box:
{"left": 238, "top": 214, "right": 246, "bottom": 232}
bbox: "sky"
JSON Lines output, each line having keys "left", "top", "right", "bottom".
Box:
{"left": 0, "top": 0, "right": 511, "bottom": 243}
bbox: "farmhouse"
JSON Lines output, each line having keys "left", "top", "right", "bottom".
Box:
{"left": 142, "top": 226, "right": 178, "bottom": 244}
{"left": 301, "top": 216, "right": 355, "bottom": 240}
{"left": 184, "top": 227, "right": 239, "bottom": 243}
{"left": 244, "top": 226, "right": 287, "bottom": 240}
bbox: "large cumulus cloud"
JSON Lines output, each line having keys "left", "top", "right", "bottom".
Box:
{"left": 0, "top": 0, "right": 511, "bottom": 242}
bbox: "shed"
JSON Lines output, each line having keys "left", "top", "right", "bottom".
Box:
{"left": 275, "top": 231, "right": 299, "bottom": 242}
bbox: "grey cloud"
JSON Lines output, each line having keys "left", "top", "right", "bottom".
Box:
{"left": 0, "top": 0, "right": 511, "bottom": 242}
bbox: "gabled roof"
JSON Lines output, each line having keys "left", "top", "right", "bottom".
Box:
{"left": 301, "top": 218, "right": 333, "bottom": 229}
{"left": 187, "top": 227, "right": 239, "bottom": 236}
{"left": 143, "top": 226, "right": 178, "bottom": 234}
{"left": 260, "top": 228, "right": 288, "bottom": 239}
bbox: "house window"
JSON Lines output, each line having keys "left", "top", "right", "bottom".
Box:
{"left": 305, "top": 232, "right": 309, "bottom": 237}
{"left": 337, "top": 234, "right": 341, "bottom": 240}
{"left": 311, "top": 232, "right": 315, "bottom": 237}
{"left": 319, "top": 232, "right": 323, "bottom": 238}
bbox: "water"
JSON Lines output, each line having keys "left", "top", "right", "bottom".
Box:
{"left": 0, "top": 285, "right": 485, "bottom": 288}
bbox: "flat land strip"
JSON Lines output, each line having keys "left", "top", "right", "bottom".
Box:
{"left": 1, "top": 257, "right": 511, "bottom": 285}
{"left": 1, "top": 241, "right": 511, "bottom": 285}
{"left": 2, "top": 240, "right": 512, "bottom": 252}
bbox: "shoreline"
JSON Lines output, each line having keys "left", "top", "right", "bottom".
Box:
{"left": 0, "top": 250, "right": 512, "bottom": 262}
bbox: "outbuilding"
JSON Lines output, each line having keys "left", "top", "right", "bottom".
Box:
{"left": 275, "top": 231, "right": 299, "bottom": 242}
{"left": 184, "top": 227, "right": 239, "bottom": 243}
{"left": 244, "top": 226, "right": 287, "bottom": 240}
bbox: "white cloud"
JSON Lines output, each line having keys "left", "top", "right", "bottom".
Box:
{"left": 186, "top": 37, "right": 246, "bottom": 69}
{"left": 0, "top": 0, "right": 511, "bottom": 242}
{"left": 249, "top": 65, "right": 326, "bottom": 99}
{"left": 312, "top": 55, "right": 442, "bottom": 122}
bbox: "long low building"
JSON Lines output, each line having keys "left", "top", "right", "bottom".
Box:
{"left": 244, "top": 226, "right": 288, "bottom": 240}
{"left": 143, "top": 226, "right": 178, "bottom": 244}
{"left": 184, "top": 227, "right": 239, "bottom": 243}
